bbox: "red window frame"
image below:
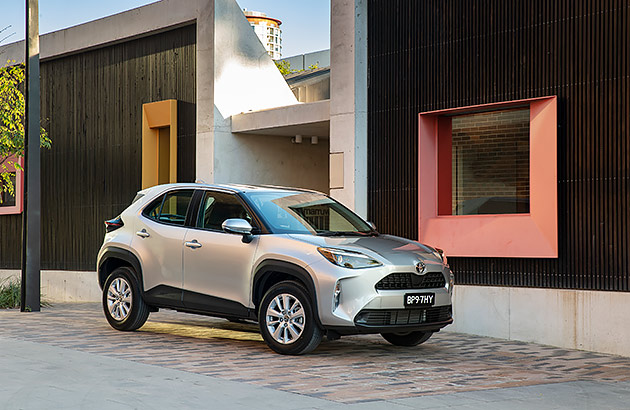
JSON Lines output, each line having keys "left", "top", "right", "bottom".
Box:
{"left": 418, "top": 96, "right": 558, "bottom": 258}
{"left": 0, "top": 156, "right": 24, "bottom": 215}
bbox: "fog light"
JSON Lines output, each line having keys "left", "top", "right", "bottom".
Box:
{"left": 333, "top": 282, "right": 342, "bottom": 310}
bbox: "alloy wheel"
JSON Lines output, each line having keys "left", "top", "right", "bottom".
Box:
{"left": 265, "top": 293, "right": 305, "bottom": 344}
{"left": 107, "top": 277, "right": 133, "bottom": 321}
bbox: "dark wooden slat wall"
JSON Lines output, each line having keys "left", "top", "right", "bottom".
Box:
{"left": 0, "top": 24, "right": 196, "bottom": 271}
{"left": 367, "top": 0, "right": 629, "bottom": 291}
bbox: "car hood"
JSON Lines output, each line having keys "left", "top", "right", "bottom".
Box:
{"left": 287, "top": 234, "right": 442, "bottom": 266}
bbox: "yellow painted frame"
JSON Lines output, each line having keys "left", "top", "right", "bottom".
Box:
{"left": 142, "top": 99, "right": 178, "bottom": 189}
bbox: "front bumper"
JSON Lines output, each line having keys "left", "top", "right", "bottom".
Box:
{"left": 308, "top": 258, "right": 454, "bottom": 334}
{"left": 327, "top": 310, "right": 453, "bottom": 335}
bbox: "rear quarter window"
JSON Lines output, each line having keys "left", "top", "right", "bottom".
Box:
{"left": 141, "top": 190, "right": 194, "bottom": 226}
{"left": 142, "top": 195, "right": 165, "bottom": 221}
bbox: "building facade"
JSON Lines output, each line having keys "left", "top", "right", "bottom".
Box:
{"left": 366, "top": 0, "right": 629, "bottom": 355}
{"left": 0, "top": 0, "right": 628, "bottom": 356}
{"left": 0, "top": 0, "right": 328, "bottom": 272}
{"left": 243, "top": 10, "right": 282, "bottom": 59}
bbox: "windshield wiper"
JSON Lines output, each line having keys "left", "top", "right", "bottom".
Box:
{"left": 316, "top": 231, "right": 378, "bottom": 237}
{"left": 317, "top": 231, "right": 354, "bottom": 236}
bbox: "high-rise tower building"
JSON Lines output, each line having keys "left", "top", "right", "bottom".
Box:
{"left": 243, "top": 10, "right": 282, "bottom": 59}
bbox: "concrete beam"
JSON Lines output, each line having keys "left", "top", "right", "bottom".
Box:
{"left": 231, "top": 100, "right": 330, "bottom": 137}
{"left": 0, "top": 0, "right": 202, "bottom": 63}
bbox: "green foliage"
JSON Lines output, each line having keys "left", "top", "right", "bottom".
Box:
{"left": 0, "top": 277, "right": 51, "bottom": 309}
{"left": 0, "top": 61, "right": 51, "bottom": 202}
{"left": 0, "top": 277, "right": 20, "bottom": 309}
{"left": 274, "top": 60, "right": 320, "bottom": 75}
{"left": 274, "top": 59, "right": 293, "bottom": 75}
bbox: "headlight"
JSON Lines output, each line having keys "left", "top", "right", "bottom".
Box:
{"left": 317, "top": 247, "right": 382, "bottom": 269}
{"left": 433, "top": 248, "right": 448, "bottom": 265}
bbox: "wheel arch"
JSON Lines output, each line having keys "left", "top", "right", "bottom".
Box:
{"left": 98, "top": 247, "right": 143, "bottom": 291}
{"left": 253, "top": 259, "right": 322, "bottom": 327}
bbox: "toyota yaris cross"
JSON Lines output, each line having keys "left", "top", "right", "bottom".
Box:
{"left": 97, "top": 183, "right": 454, "bottom": 354}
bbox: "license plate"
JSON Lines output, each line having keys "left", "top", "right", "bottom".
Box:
{"left": 404, "top": 293, "right": 435, "bottom": 307}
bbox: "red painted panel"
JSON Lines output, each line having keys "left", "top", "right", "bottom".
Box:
{"left": 437, "top": 117, "right": 452, "bottom": 215}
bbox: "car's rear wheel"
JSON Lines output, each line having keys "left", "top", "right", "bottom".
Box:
{"left": 380, "top": 331, "right": 433, "bottom": 346}
{"left": 102, "top": 266, "right": 149, "bottom": 331}
{"left": 258, "top": 281, "right": 322, "bottom": 355}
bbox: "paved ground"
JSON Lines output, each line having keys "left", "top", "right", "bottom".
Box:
{"left": 1, "top": 303, "right": 630, "bottom": 409}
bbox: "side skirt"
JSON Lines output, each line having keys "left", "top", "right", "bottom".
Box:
{"left": 143, "top": 285, "right": 256, "bottom": 321}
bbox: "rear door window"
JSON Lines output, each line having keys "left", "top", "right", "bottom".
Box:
{"left": 142, "top": 190, "right": 194, "bottom": 226}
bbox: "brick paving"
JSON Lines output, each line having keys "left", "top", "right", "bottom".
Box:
{"left": 1, "top": 303, "right": 629, "bottom": 404}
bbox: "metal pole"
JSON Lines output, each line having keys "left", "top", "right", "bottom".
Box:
{"left": 21, "top": 0, "right": 40, "bottom": 312}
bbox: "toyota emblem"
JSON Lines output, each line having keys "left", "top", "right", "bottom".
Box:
{"left": 415, "top": 260, "right": 426, "bottom": 275}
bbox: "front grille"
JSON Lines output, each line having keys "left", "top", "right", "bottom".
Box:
{"left": 354, "top": 306, "right": 452, "bottom": 327}
{"left": 375, "top": 272, "right": 446, "bottom": 290}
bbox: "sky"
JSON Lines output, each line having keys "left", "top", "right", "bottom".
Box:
{"left": 0, "top": 0, "right": 330, "bottom": 58}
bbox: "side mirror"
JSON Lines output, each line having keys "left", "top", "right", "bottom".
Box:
{"left": 222, "top": 218, "right": 253, "bottom": 235}
{"left": 367, "top": 221, "right": 377, "bottom": 231}
{"left": 222, "top": 218, "right": 255, "bottom": 243}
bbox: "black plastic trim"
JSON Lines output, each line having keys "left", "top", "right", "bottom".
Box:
{"left": 252, "top": 260, "right": 322, "bottom": 327}
{"left": 143, "top": 285, "right": 255, "bottom": 320}
{"left": 183, "top": 289, "right": 254, "bottom": 320}
{"left": 325, "top": 318, "right": 453, "bottom": 335}
{"left": 97, "top": 247, "right": 143, "bottom": 290}
{"left": 185, "top": 190, "right": 204, "bottom": 228}
{"left": 144, "top": 284, "right": 184, "bottom": 308}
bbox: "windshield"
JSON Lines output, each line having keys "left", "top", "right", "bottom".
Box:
{"left": 245, "top": 191, "right": 375, "bottom": 235}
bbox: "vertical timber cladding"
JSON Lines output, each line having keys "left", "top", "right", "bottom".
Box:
{"left": 367, "top": 0, "right": 629, "bottom": 291}
{"left": 0, "top": 24, "right": 197, "bottom": 271}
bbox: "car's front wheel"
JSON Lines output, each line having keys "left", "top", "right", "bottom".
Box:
{"left": 102, "top": 266, "right": 149, "bottom": 331}
{"left": 258, "top": 281, "right": 322, "bottom": 355}
{"left": 381, "top": 331, "right": 433, "bottom": 346}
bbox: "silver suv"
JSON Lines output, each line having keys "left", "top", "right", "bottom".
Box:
{"left": 97, "top": 183, "right": 454, "bottom": 354}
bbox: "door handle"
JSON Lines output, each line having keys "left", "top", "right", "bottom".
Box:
{"left": 185, "top": 239, "right": 202, "bottom": 249}
{"left": 136, "top": 229, "right": 150, "bottom": 238}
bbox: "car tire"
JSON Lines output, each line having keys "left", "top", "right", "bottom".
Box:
{"left": 102, "top": 266, "right": 150, "bottom": 331}
{"left": 258, "top": 281, "right": 323, "bottom": 355}
{"left": 380, "top": 331, "right": 433, "bottom": 346}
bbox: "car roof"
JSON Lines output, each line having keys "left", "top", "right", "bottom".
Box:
{"left": 140, "top": 182, "right": 324, "bottom": 196}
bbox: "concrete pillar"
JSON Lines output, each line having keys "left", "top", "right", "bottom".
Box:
{"left": 195, "top": 0, "right": 215, "bottom": 183}
{"left": 329, "top": 0, "right": 368, "bottom": 217}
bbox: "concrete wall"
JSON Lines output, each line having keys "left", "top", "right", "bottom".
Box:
{"left": 446, "top": 285, "right": 630, "bottom": 357}
{"left": 0, "top": 270, "right": 101, "bottom": 303}
{"left": 281, "top": 49, "right": 331, "bottom": 70}
{"left": 288, "top": 70, "right": 331, "bottom": 103}
{"left": 212, "top": 0, "right": 311, "bottom": 188}
{"left": 213, "top": 0, "right": 297, "bottom": 119}
{"left": 215, "top": 133, "right": 330, "bottom": 193}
